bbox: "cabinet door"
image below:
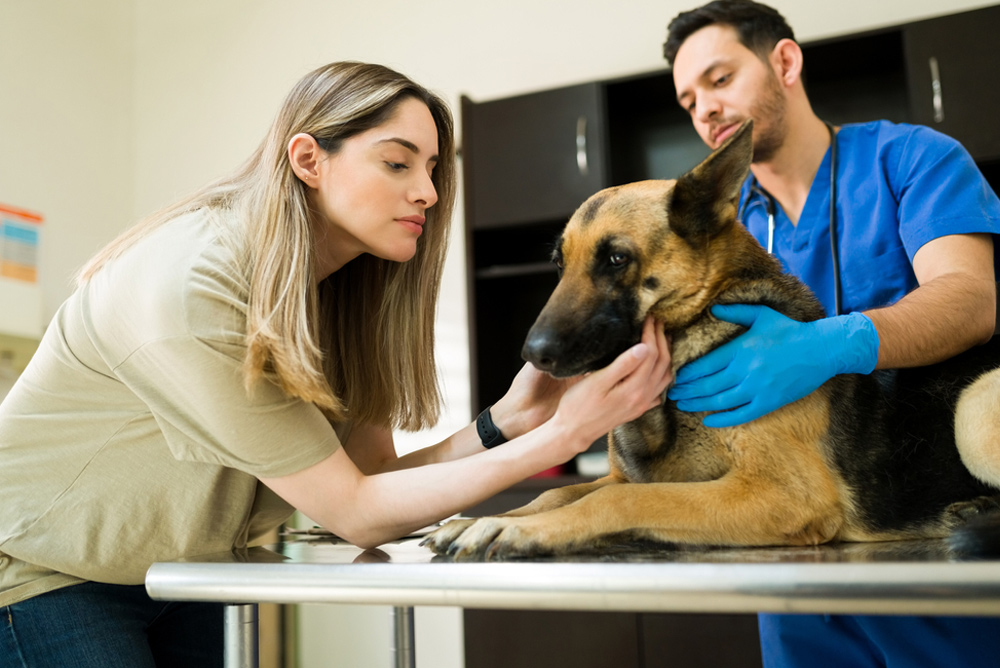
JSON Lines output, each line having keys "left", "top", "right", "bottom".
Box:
{"left": 464, "top": 83, "right": 607, "bottom": 229}
{"left": 904, "top": 5, "right": 1000, "bottom": 161}
{"left": 641, "top": 613, "right": 763, "bottom": 667}
{"left": 465, "top": 610, "right": 640, "bottom": 668}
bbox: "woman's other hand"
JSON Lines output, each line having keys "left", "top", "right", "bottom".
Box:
{"left": 493, "top": 317, "right": 671, "bottom": 444}
{"left": 489, "top": 362, "right": 581, "bottom": 440}
{"left": 551, "top": 316, "right": 672, "bottom": 454}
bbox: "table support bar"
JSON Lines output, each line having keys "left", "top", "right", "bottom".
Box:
{"left": 391, "top": 605, "right": 415, "bottom": 668}
{"left": 224, "top": 603, "right": 259, "bottom": 668}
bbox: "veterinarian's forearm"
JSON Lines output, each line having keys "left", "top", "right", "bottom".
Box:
{"left": 865, "top": 272, "right": 996, "bottom": 369}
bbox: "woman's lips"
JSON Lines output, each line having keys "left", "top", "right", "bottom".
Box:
{"left": 397, "top": 215, "right": 425, "bottom": 234}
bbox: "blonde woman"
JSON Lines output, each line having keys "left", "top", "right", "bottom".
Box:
{"left": 0, "top": 62, "right": 671, "bottom": 666}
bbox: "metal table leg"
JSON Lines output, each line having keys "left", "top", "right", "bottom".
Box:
{"left": 224, "top": 603, "right": 259, "bottom": 668}
{"left": 391, "top": 605, "right": 415, "bottom": 668}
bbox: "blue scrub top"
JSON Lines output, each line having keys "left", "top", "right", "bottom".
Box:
{"left": 738, "top": 120, "right": 1000, "bottom": 316}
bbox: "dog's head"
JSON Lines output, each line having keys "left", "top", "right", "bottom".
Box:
{"left": 521, "top": 119, "right": 755, "bottom": 377}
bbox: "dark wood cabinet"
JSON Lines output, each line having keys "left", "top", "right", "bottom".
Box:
{"left": 465, "top": 610, "right": 641, "bottom": 668}
{"left": 464, "top": 610, "right": 762, "bottom": 668}
{"left": 802, "top": 28, "right": 910, "bottom": 126}
{"left": 903, "top": 5, "right": 1000, "bottom": 162}
{"left": 459, "top": 6, "right": 1000, "bottom": 668}
{"left": 463, "top": 83, "right": 608, "bottom": 230}
{"left": 641, "top": 613, "right": 764, "bottom": 668}
{"left": 466, "top": 219, "right": 563, "bottom": 416}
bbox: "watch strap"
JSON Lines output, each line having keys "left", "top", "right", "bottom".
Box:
{"left": 476, "top": 405, "right": 508, "bottom": 449}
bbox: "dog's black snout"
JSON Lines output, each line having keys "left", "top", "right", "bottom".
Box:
{"left": 521, "top": 330, "right": 562, "bottom": 373}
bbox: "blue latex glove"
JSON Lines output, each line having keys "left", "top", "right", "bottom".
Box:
{"left": 667, "top": 304, "right": 879, "bottom": 428}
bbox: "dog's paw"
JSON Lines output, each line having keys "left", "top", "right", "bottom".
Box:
{"left": 431, "top": 517, "right": 512, "bottom": 560}
{"left": 945, "top": 495, "right": 1000, "bottom": 523}
{"left": 428, "top": 516, "right": 553, "bottom": 561}
{"left": 420, "top": 517, "right": 478, "bottom": 555}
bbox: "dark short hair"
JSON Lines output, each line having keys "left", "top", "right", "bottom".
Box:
{"left": 663, "top": 0, "right": 795, "bottom": 67}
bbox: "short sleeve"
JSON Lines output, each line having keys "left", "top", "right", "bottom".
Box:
{"left": 115, "top": 335, "right": 340, "bottom": 478}
{"left": 88, "top": 209, "right": 342, "bottom": 478}
{"left": 891, "top": 126, "right": 1000, "bottom": 260}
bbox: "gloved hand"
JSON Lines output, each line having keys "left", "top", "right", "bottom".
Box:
{"left": 667, "top": 304, "right": 879, "bottom": 428}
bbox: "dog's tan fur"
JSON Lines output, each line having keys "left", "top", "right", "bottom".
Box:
{"left": 424, "top": 121, "right": 1000, "bottom": 560}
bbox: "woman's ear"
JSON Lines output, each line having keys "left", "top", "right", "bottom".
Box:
{"left": 288, "top": 133, "right": 322, "bottom": 188}
{"left": 770, "top": 38, "right": 803, "bottom": 88}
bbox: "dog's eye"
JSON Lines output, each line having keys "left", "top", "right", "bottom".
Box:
{"left": 609, "top": 252, "right": 630, "bottom": 267}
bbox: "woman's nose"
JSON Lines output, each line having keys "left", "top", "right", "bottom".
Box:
{"left": 412, "top": 171, "right": 438, "bottom": 208}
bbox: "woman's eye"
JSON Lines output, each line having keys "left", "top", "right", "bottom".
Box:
{"left": 714, "top": 73, "right": 731, "bottom": 87}
{"left": 610, "top": 253, "right": 629, "bottom": 267}
{"left": 385, "top": 162, "right": 408, "bottom": 172}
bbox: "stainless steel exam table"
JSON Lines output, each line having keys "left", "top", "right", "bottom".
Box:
{"left": 145, "top": 536, "right": 1000, "bottom": 668}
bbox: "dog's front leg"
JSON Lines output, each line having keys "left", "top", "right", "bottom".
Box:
{"left": 435, "top": 402, "right": 846, "bottom": 560}
{"left": 504, "top": 474, "right": 624, "bottom": 516}
{"left": 442, "top": 471, "right": 839, "bottom": 560}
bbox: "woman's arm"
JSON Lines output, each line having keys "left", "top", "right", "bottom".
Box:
{"left": 345, "top": 359, "right": 591, "bottom": 474}
{"left": 260, "top": 317, "right": 672, "bottom": 549}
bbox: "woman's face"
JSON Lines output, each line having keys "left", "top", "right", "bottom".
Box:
{"left": 307, "top": 96, "right": 440, "bottom": 279}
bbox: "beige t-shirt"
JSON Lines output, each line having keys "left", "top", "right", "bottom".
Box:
{"left": 0, "top": 208, "right": 342, "bottom": 606}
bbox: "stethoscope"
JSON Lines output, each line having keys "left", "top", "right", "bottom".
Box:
{"left": 748, "top": 121, "right": 842, "bottom": 315}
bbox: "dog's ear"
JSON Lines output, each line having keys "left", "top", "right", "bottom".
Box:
{"left": 667, "top": 119, "right": 752, "bottom": 246}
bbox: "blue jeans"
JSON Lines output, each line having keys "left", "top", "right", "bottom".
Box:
{"left": 759, "top": 613, "right": 1000, "bottom": 668}
{"left": 0, "top": 581, "right": 223, "bottom": 668}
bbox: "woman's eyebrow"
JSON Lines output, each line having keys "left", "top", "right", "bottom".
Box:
{"left": 376, "top": 137, "right": 438, "bottom": 162}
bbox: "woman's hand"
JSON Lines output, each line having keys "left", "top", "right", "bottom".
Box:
{"left": 492, "top": 318, "right": 671, "bottom": 442}
{"left": 489, "top": 362, "right": 583, "bottom": 440}
{"left": 550, "top": 316, "right": 673, "bottom": 454}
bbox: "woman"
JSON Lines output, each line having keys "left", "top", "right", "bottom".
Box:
{"left": 0, "top": 62, "right": 671, "bottom": 666}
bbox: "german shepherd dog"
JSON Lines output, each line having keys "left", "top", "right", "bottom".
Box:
{"left": 424, "top": 120, "right": 1000, "bottom": 560}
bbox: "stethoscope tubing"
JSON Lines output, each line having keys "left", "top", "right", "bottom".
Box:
{"left": 749, "top": 122, "right": 841, "bottom": 315}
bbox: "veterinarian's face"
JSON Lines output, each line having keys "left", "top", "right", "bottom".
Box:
{"left": 673, "top": 25, "right": 787, "bottom": 162}
{"left": 310, "top": 96, "right": 439, "bottom": 275}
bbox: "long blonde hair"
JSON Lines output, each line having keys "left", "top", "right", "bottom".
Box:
{"left": 79, "top": 62, "right": 456, "bottom": 430}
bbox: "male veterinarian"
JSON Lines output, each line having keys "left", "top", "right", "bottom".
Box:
{"left": 664, "top": 1, "right": 1000, "bottom": 667}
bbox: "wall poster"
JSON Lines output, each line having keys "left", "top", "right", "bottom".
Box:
{"left": 0, "top": 202, "right": 43, "bottom": 284}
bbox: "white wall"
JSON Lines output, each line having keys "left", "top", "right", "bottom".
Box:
{"left": 5, "top": 1, "right": 999, "bottom": 667}
{"left": 0, "top": 0, "right": 134, "bottom": 333}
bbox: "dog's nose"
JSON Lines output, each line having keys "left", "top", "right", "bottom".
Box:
{"left": 521, "top": 330, "right": 561, "bottom": 373}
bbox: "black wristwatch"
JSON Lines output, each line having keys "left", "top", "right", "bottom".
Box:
{"left": 476, "top": 405, "right": 508, "bottom": 449}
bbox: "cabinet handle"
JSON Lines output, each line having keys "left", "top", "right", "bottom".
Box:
{"left": 576, "top": 116, "right": 589, "bottom": 177}
{"left": 929, "top": 56, "right": 945, "bottom": 123}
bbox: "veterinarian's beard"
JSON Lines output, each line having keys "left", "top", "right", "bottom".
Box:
{"left": 749, "top": 72, "right": 788, "bottom": 164}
